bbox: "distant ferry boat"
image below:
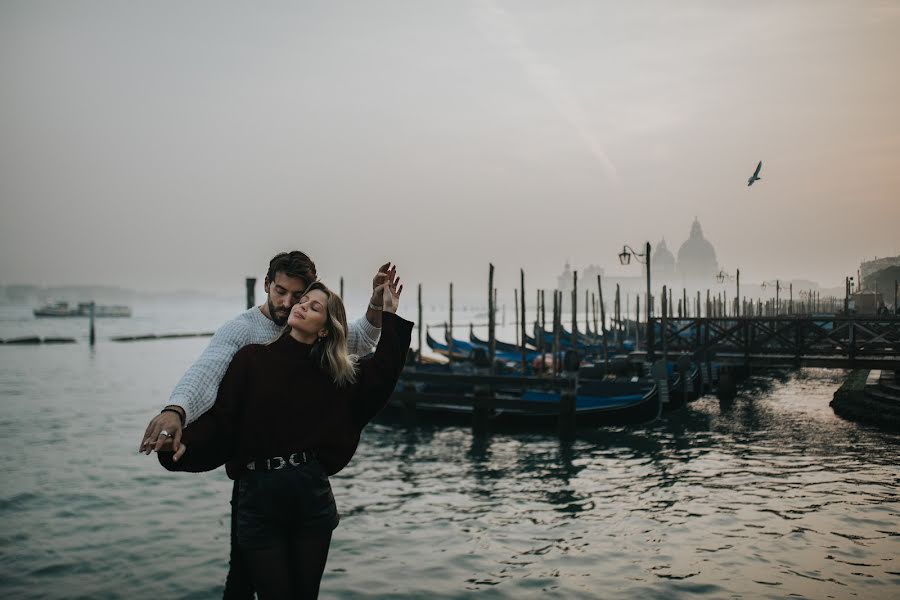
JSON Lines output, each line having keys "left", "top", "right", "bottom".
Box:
{"left": 33, "top": 302, "right": 132, "bottom": 318}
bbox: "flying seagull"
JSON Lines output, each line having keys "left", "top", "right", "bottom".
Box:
{"left": 747, "top": 161, "right": 762, "bottom": 186}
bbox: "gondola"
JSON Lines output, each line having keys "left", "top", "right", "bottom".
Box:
{"left": 381, "top": 370, "right": 664, "bottom": 428}
{"left": 425, "top": 329, "right": 468, "bottom": 360}
{"left": 468, "top": 328, "right": 542, "bottom": 362}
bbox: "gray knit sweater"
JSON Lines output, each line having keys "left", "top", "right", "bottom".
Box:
{"left": 169, "top": 307, "right": 380, "bottom": 424}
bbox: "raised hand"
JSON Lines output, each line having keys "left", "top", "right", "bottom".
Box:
{"left": 382, "top": 267, "right": 403, "bottom": 314}
{"left": 370, "top": 262, "right": 391, "bottom": 306}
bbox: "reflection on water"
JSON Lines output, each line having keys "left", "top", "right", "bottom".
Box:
{"left": 1, "top": 333, "right": 899, "bottom": 599}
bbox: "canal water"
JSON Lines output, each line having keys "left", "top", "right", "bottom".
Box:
{"left": 1, "top": 302, "right": 899, "bottom": 599}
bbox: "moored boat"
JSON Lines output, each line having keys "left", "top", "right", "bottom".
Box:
{"left": 33, "top": 301, "right": 131, "bottom": 318}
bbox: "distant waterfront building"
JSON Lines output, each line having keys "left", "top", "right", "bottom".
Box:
{"left": 557, "top": 261, "right": 574, "bottom": 293}
{"left": 860, "top": 254, "right": 900, "bottom": 283}
{"left": 556, "top": 262, "right": 605, "bottom": 295}
{"left": 555, "top": 218, "right": 720, "bottom": 296}
{"left": 652, "top": 239, "right": 676, "bottom": 276}
{"left": 676, "top": 218, "right": 719, "bottom": 285}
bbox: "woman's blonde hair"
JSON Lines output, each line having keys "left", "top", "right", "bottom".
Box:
{"left": 298, "top": 281, "right": 358, "bottom": 386}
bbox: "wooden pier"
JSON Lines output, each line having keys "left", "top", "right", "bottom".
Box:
{"left": 642, "top": 315, "right": 900, "bottom": 370}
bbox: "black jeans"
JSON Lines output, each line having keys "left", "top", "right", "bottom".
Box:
{"left": 223, "top": 480, "right": 254, "bottom": 600}
{"left": 223, "top": 460, "right": 339, "bottom": 599}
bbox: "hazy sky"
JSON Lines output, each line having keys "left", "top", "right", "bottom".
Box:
{"left": 2, "top": 1, "right": 898, "bottom": 304}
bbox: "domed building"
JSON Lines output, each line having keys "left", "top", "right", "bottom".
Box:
{"left": 676, "top": 218, "right": 719, "bottom": 284}
{"left": 652, "top": 239, "right": 676, "bottom": 276}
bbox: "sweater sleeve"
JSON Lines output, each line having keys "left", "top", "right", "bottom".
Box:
{"left": 168, "top": 317, "right": 252, "bottom": 425}
{"left": 159, "top": 346, "right": 252, "bottom": 473}
{"left": 351, "top": 312, "right": 413, "bottom": 430}
{"left": 346, "top": 315, "right": 380, "bottom": 356}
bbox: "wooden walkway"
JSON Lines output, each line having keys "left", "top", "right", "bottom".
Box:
{"left": 644, "top": 315, "right": 900, "bottom": 369}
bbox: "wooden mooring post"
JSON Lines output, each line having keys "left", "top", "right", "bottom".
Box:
{"left": 535, "top": 290, "right": 547, "bottom": 360}
{"left": 635, "top": 295, "right": 641, "bottom": 351}
{"left": 472, "top": 384, "right": 491, "bottom": 434}
{"left": 558, "top": 385, "right": 576, "bottom": 439}
{"left": 552, "top": 291, "right": 560, "bottom": 376}
{"left": 598, "top": 275, "right": 609, "bottom": 375}
{"left": 520, "top": 269, "right": 527, "bottom": 373}
{"left": 89, "top": 301, "right": 96, "bottom": 347}
{"left": 417, "top": 284, "right": 423, "bottom": 364}
{"left": 514, "top": 289, "right": 519, "bottom": 346}
{"left": 571, "top": 271, "right": 578, "bottom": 349}
{"left": 488, "top": 264, "right": 495, "bottom": 374}
{"left": 614, "top": 284, "right": 621, "bottom": 345}
{"left": 448, "top": 283, "right": 454, "bottom": 366}
{"left": 661, "top": 286, "right": 668, "bottom": 364}
{"left": 245, "top": 277, "right": 256, "bottom": 310}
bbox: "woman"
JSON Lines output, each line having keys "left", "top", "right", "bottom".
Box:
{"left": 158, "top": 280, "right": 412, "bottom": 599}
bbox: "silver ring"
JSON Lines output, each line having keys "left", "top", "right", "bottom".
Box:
{"left": 159, "top": 430, "right": 171, "bottom": 438}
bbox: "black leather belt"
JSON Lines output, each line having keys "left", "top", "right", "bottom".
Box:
{"left": 246, "top": 451, "right": 313, "bottom": 471}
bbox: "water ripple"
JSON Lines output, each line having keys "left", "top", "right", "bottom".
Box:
{"left": 2, "top": 350, "right": 900, "bottom": 598}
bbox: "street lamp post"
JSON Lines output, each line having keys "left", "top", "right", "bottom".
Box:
{"left": 619, "top": 241, "right": 652, "bottom": 360}
{"left": 717, "top": 268, "right": 741, "bottom": 317}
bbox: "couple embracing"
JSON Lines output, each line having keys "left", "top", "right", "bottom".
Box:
{"left": 139, "top": 251, "right": 412, "bottom": 599}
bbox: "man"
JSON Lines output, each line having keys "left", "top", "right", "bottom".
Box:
{"left": 139, "top": 250, "right": 400, "bottom": 598}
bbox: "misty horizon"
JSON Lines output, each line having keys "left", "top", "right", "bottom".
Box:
{"left": 2, "top": 1, "right": 898, "bottom": 303}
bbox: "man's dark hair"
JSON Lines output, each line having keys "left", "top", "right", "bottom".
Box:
{"left": 266, "top": 251, "right": 317, "bottom": 285}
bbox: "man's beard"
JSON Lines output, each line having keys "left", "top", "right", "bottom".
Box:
{"left": 268, "top": 298, "right": 290, "bottom": 326}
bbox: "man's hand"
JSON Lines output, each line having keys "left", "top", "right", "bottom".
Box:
{"left": 366, "top": 263, "right": 401, "bottom": 326}
{"left": 380, "top": 269, "right": 403, "bottom": 314}
{"left": 139, "top": 408, "right": 184, "bottom": 459}
{"left": 369, "top": 262, "right": 392, "bottom": 308}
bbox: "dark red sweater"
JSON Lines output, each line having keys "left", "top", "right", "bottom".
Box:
{"left": 159, "top": 312, "right": 412, "bottom": 476}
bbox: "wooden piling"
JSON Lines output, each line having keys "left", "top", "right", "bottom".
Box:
{"left": 614, "top": 284, "right": 621, "bottom": 345}
{"left": 401, "top": 380, "right": 417, "bottom": 426}
{"left": 245, "top": 277, "right": 256, "bottom": 310}
{"left": 417, "top": 284, "right": 423, "bottom": 364}
{"left": 514, "top": 289, "right": 520, "bottom": 347}
{"left": 598, "top": 275, "right": 609, "bottom": 375}
{"left": 635, "top": 295, "right": 641, "bottom": 350}
{"left": 520, "top": 269, "right": 527, "bottom": 373}
{"left": 775, "top": 280, "right": 781, "bottom": 316}
{"left": 551, "top": 291, "right": 559, "bottom": 376}
{"left": 571, "top": 271, "right": 578, "bottom": 349}
{"left": 448, "top": 283, "right": 454, "bottom": 366}
{"left": 472, "top": 384, "right": 491, "bottom": 434}
{"left": 493, "top": 288, "right": 498, "bottom": 361}
{"left": 537, "top": 290, "right": 547, "bottom": 360}
{"left": 89, "top": 301, "right": 96, "bottom": 347}
{"left": 558, "top": 385, "right": 576, "bottom": 439}
{"left": 488, "top": 264, "right": 495, "bottom": 374}
{"left": 661, "top": 286, "right": 668, "bottom": 364}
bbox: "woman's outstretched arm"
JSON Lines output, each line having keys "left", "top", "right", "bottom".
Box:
{"left": 351, "top": 279, "right": 412, "bottom": 429}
